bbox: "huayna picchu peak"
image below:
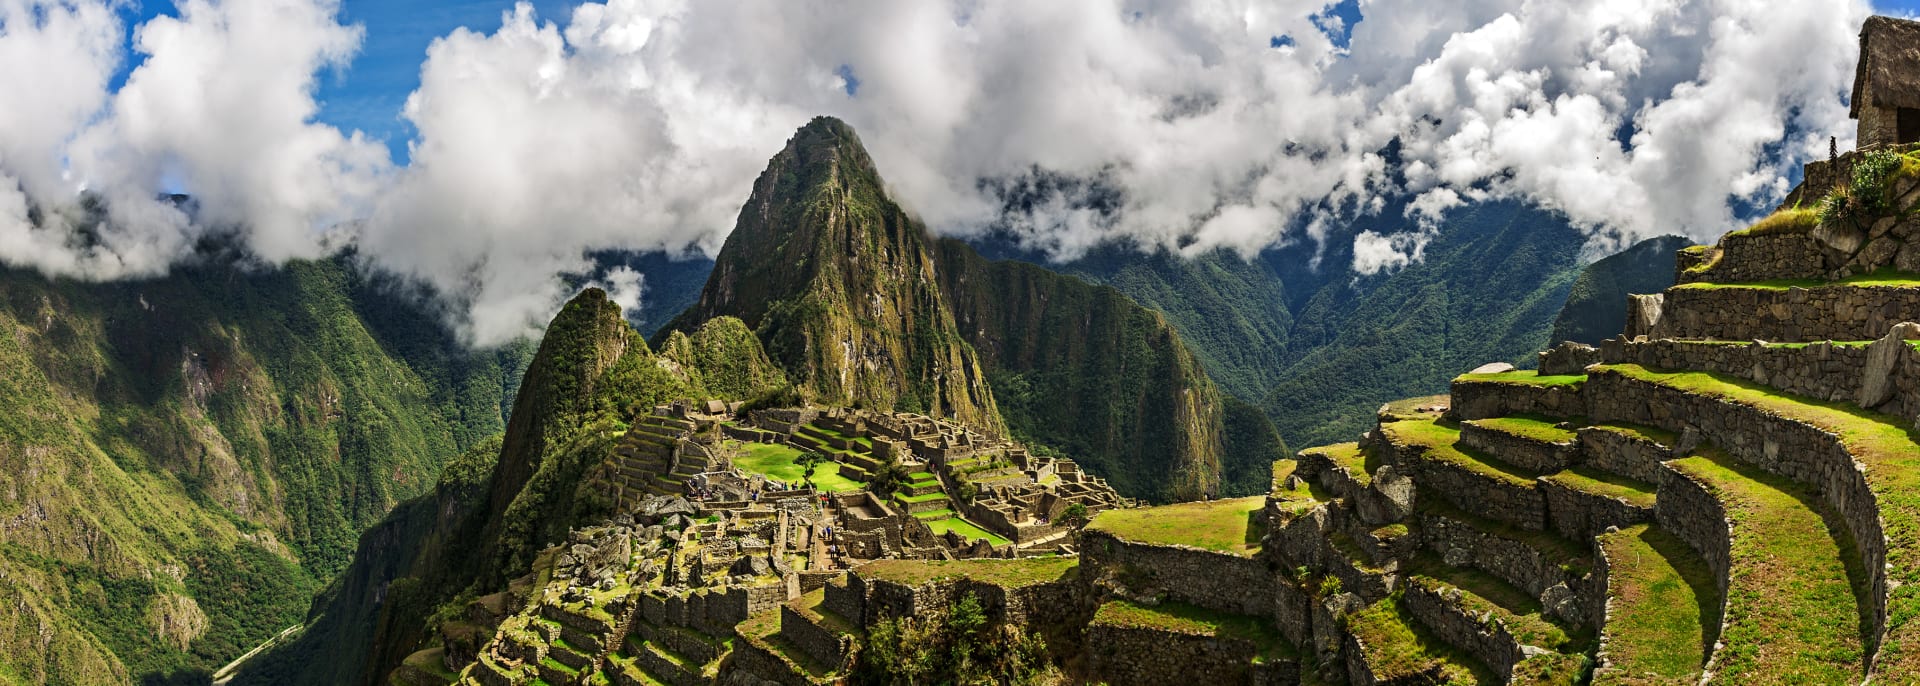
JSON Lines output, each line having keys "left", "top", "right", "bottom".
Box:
{"left": 5, "top": 9, "right": 1916, "bottom": 686}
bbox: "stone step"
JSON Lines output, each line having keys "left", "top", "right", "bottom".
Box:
{"left": 548, "top": 638, "right": 595, "bottom": 672}
{"left": 627, "top": 634, "right": 704, "bottom": 686}
{"left": 1344, "top": 595, "right": 1497, "bottom": 685}
{"left": 1325, "top": 532, "right": 1396, "bottom": 602}
{"left": 1538, "top": 467, "right": 1656, "bottom": 542}
{"left": 1379, "top": 417, "right": 1548, "bottom": 531}
{"left": 1591, "top": 523, "right": 1713, "bottom": 685}
{"left": 1402, "top": 553, "right": 1590, "bottom": 683}
{"left": 604, "top": 653, "right": 670, "bottom": 686}
{"left": 1084, "top": 600, "right": 1299, "bottom": 685}
{"left": 1658, "top": 451, "right": 1863, "bottom": 683}
{"left": 1449, "top": 370, "right": 1588, "bottom": 421}
{"left": 631, "top": 619, "right": 727, "bottom": 666}
{"left": 1415, "top": 497, "right": 1595, "bottom": 626}
{"left": 1576, "top": 423, "right": 1678, "bottom": 485}
{"left": 1459, "top": 416, "right": 1581, "bottom": 473}
{"left": 1654, "top": 277, "right": 1920, "bottom": 343}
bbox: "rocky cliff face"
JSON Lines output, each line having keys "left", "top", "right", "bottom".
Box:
{"left": 665, "top": 117, "right": 1002, "bottom": 433}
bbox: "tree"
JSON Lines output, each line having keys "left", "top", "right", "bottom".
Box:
{"left": 797, "top": 451, "right": 827, "bottom": 490}
{"left": 869, "top": 456, "right": 911, "bottom": 498}
{"left": 1059, "top": 503, "right": 1089, "bottom": 527}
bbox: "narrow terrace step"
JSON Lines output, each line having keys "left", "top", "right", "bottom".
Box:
{"left": 1326, "top": 531, "right": 1396, "bottom": 602}
{"left": 1666, "top": 452, "right": 1864, "bottom": 683}
{"left": 1576, "top": 422, "right": 1679, "bottom": 485}
{"left": 1460, "top": 416, "right": 1581, "bottom": 473}
{"left": 1592, "top": 524, "right": 1715, "bottom": 685}
{"left": 1403, "top": 554, "right": 1590, "bottom": 682}
{"left": 630, "top": 635, "right": 704, "bottom": 685}
{"left": 604, "top": 652, "right": 670, "bottom": 686}
{"left": 1380, "top": 418, "right": 1548, "bottom": 531}
{"left": 1416, "top": 498, "right": 1593, "bottom": 612}
{"left": 1085, "top": 600, "right": 1298, "bottom": 686}
{"left": 1538, "top": 467, "right": 1656, "bottom": 542}
{"left": 1657, "top": 276, "right": 1920, "bottom": 343}
{"left": 1344, "top": 595, "right": 1498, "bottom": 685}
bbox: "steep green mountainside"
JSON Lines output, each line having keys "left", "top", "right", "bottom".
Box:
{"left": 1549, "top": 235, "right": 1691, "bottom": 345}
{"left": 975, "top": 201, "right": 1599, "bottom": 449}
{"left": 0, "top": 257, "right": 529, "bottom": 684}
{"left": 661, "top": 118, "right": 1002, "bottom": 432}
{"left": 239, "top": 291, "right": 783, "bottom": 686}
{"left": 663, "top": 117, "right": 1283, "bottom": 501}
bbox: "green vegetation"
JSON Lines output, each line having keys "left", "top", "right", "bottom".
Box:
{"left": 1819, "top": 148, "right": 1920, "bottom": 226}
{"left": 1344, "top": 594, "right": 1494, "bottom": 684}
{"left": 921, "top": 517, "right": 1012, "bottom": 547}
{"left": 1304, "top": 442, "right": 1379, "bottom": 486}
{"left": 1086, "top": 496, "right": 1266, "bottom": 555}
{"left": 1593, "top": 524, "right": 1715, "bottom": 683}
{"left": 1379, "top": 418, "right": 1537, "bottom": 486}
{"left": 1090, "top": 600, "right": 1295, "bottom": 661}
{"left": 1731, "top": 208, "right": 1822, "bottom": 237}
{"left": 1453, "top": 370, "right": 1587, "bottom": 388}
{"left": 854, "top": 557, "right": 1078, "bottom": 589}
{"left": 1416, "top": 497, "right": 1590, "bottom": 576}
{"left": 1668, "top": 268, "right": 1920, "bottom": 291}
{"left": 1541, "top": 467, "right": 1657, "bottom": 508}
{"left": 1551, "top": 235, "right": 1690, "bottom": 345}
{"left": 731, "top": 443, "right": 863, "bottom": 493}
{"left": 1404, "top": 555, "right": 1586, "bottom": 652}
{"left": 1666, "top": 451, "right": 1863, "bottom": 682}
{"left": 1467, "top": 415, "right": 1577, "bottom": 444}
{"left": 855, "top": 592, "right": 1055, "bottom": 685}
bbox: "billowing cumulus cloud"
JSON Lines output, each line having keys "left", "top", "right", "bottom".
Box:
{"left": 0, "top": 0, "right": 1875, "bottom": 344}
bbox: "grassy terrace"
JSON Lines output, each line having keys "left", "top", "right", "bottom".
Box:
{"left": 1453, "top": 370, "right": 1587, "bottom": 388}
{"left": 732, "top": 442, "right": 864, "bottom": 492}
{"left": 1541, "top": 467, "right": 1657, "bottom": 508}
{"left": 1086, "top": 495, "right": 1267, "bottom": 555}
{"left": 1346, "top": 595, "right": 1495, "bottom": 684}
{"left": 1594, "top": 524, "right": 1716, "bottom": 684}
{"left": 1585, "top": 422, "right": 1679, "bottom": 447}
{"left": 922, "top": 516, "right": 1011, "bottom": 546}
{"left": 1417, "top": 496, "right": 1590, "bottom": 576}
{"left": 854, "top": 556, "right": 1077, "bottom": 588}
{"left": 1669, "top": 269, "right": 1920, "bottom": 291}
{"left": 1302, "top": 442, "right": 1380, "bottom": 486}
{"left": 1379, "top": 417, "right": 1538, "bottom": 487}
{"left": 1595, "top": 364, "right": 1920, "bottom": 675}
{"left": 1667, "top": 451, "right": 1863, "bottom": 683}
{"left": 1467, "top": 415, "right": 1578, "bottom": 444}
{"left": 1405, "top": 554, "right": 1586, "bottom": 653}
{"left": 1090, "top": 600, "right": 1296, "bottom": 662}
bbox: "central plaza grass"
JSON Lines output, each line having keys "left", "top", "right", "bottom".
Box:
{"left": 855, "top": 556, "right": 1078, "bottom": 588}
{"left": 1086, "top": 495, "right": 1266, "bottom": 555}
{"left": 921, "top": 517, "right": 1011, "bottom": 546}
{"left": 1594, "top": 524, "right": 1715, "bottom": 684}
{"left": 731, "top": 442, "right": 864, "bottom": 492}
{"left": 1667, "top": 451, "right": 1863, "bottom": 683}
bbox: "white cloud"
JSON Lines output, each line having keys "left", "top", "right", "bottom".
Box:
{"left": 0, "top": 0, "right": 1877, "bottom": 343}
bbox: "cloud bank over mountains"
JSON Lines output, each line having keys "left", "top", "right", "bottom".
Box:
{"left": 0, "top": 0, "right": 1873, "bottom": 344}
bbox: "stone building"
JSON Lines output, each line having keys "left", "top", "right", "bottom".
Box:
{"left": 1853, "top": 16, "right": 1920, "bottom": 148}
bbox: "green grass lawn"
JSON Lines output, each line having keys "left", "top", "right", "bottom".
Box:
{"left": 854, "top": 556, "right": 1077, "bottom": 588}
{"left": 1541, "top": 467, "right": 1657, "bottom": 508}
{"left": 1090, "top": 600, "right": 1296, "bottom": 661}
{"left": 922, "top": 517, "right": 1011, "bottom": 546}
{"left": 731, "top": 442, "right": 864, "bottom": 493}
{"left": 1669, "top": 268, "right": 1920, "bottom": 291}
{"left": 1594, "top": 524, "right": 1716, "bottom": 683}
{"left": 1453, "top": 370, "right": 1587, "bottom": 388}
{"left": 1379, "top": 417, "right": 1538, "bottom": 486}
{"left": 1667, "top": 450, "right": 1863, "bottom": 683}
{"left": 1597, "top": 363, "right": 1920, "bottom": 676}
{"left": 1087, "top": 496, "right": 1266, "bottom": 555}
{"left": 1467, "top": 415, "right": 1578, "bottom": 444}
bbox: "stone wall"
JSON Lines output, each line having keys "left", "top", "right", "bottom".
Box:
{"left": 1080, "top": 529, "right": 1278, "bottom": 618}
{"left": 1539, "top": 478, "right": 1653, "bottom": 543}
{"left": 820, "top": 578, "right": 864, "bottom": 625}
{"left": 1538, "top": 342, "right": 1603, "bottom": 375}
{"left": 1675, "top": 232, "right": 1826, "bottom": 285}
{"left": 642, "top": 584, "right": 789, "bottom": 638}
{"left": 1587, "top": 368, "right": 1888, "bottom": 649}
{"left": 1417, "top": 510, "right": 1598, "bottom": 627}
{"left": 1403, "top": 581, "right": 1524, "bottom": 680}
{"left": 1652, "top": 284, "right": 1920, "bottom": 343}
{"left": 1085, "top": 622, "right": 1296, "bottom": 686}
{"left": 779, "top": 605, "right": 853, "bottom": 673}
{"left": 1450, "top": 380, "right": 1587, "bottom": 421}
{"left": 1402, "top": 453, "right": 1546, "bottom": 532}
{"left": 1576, "top": 426, "right": 1674, "bottom": 485}
{"left": 1459, "top": 422, "right": 1577, "bottom": 473}
{"left": 717, "top": 636, "right": 813, "bottom": 686}
{"left": 1611, "top": 338, "right": 1920, "bottom": 424}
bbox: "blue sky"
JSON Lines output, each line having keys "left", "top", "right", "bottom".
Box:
{"left": 104, "top": 0, "right": 1919, "bottom": 167}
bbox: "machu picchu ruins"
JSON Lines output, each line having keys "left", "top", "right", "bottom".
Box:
{"left": 386, "top": 51, "right": 1920, "bottom": 682}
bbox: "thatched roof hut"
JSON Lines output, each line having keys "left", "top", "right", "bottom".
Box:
{"left": 1852, "top": 16, "right": 1920, "bottom": 147}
